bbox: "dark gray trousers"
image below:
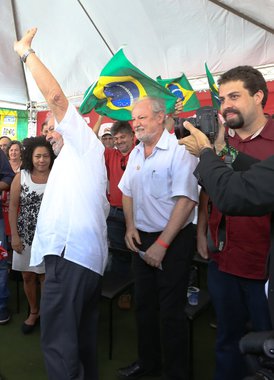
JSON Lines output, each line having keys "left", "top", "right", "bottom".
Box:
{"left": 41, "top": 255, "right": 102, "bottom": 380}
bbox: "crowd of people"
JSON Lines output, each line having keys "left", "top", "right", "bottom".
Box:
{"left": 1, "top": 26, "right": 274, "bottom": 380}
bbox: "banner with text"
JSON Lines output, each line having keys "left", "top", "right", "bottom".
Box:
{"left": 0, "top": 109, "right": 28, "bottom": 141}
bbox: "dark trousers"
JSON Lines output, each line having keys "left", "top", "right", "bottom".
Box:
{"left": 134, "top": 224, "right": 194, "bottom": 380}
{"left": 208, "top": 260, "right": 272, "bottom": 380}
{"left": 41, "top": 255, "right": 102, "bottom": 380}
{"left": 0, "top": 218, "right": 8, "bottom": 312}
{"left": 107, "top": 206, "right": 132, "bottom": 276}
{"left": 0, "top": 259, "right": 8, "bottom": 312}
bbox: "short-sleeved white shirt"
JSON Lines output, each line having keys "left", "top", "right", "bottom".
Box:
{"left": 118, "top": 129, "right": 198, "bottom": 232}
{"left": 31, "top": 104, "right": 110, "bottom": 275}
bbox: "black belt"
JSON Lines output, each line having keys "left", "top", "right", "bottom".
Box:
{"left": 110, "top": 206, "right": 123, "bottom": 211}
{"left": 138, "top": 230, "right": 161, "bottom": 236}
{"left": 138, "top": 223, "right": 192, "bottom": 236}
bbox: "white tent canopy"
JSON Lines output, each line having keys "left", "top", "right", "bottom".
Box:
{"left": 1, "top": 0, "right": 274, "bottom": 109}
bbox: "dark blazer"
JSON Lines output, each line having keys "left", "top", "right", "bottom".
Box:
{"left": 195, "top": 148, "right": 274, "bottom": 326}
{"left": 195, "top": 149, "right": 274, "bottom": 216}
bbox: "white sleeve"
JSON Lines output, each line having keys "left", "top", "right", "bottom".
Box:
{"left": 56, "top": 103, "right": 103, "bottom": 156}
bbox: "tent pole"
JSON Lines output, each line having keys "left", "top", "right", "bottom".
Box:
{"left": 77, "top": 0, "right": 114, "bottom": 56}
{"left": 209, "top": 0, "right": 274, "bottom": 35}
{"left": 10, "top": 0, "right": 31, "bottom": 102}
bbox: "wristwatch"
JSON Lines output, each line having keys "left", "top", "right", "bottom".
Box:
{"left": 20, "top": 48, "right": 35, "bottom": 63}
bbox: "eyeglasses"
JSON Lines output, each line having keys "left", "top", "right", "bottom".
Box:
{"left": 120, "top": 156, "right": 126, "bottom": 171}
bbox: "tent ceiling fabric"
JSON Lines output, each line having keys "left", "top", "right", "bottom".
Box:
{"left": 2, "top": 0, "right": 274, "bottom": 108}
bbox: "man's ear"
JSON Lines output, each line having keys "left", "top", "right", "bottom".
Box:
{"left": 157, "top": 111, "right": 165, "bottom": 124}
{"left": 254, "top": 89, "right": 265, "bottom": 106}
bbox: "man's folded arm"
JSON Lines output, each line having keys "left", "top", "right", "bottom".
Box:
{"left": 195, "top": 149, "right": 274, "bottom": 216}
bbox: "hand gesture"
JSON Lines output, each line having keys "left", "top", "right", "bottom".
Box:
{"left": 178, "top": 121, "right": 212, "bottom": 156}
{"left": 214, "top": 114, "right": 226, "bottom": 154}
{"left": 14, "top": 27, "right": 37, "bottom": 57}
{"left": 174, "top": 98, "right": 183, "bottom": 116}
{"left": 124, "top": 226, "right": 141, "bottom": 252}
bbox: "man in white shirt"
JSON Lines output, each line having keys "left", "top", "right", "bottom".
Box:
{"left": 118, "top": 97, "right": 199, "bottom": 380}
{"left": 14, "top": 28, "right": 109, "bottom": 380}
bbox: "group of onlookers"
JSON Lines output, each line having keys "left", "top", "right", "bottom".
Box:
{"left": 1, "top": 25, "right": 274, "bottom": 380}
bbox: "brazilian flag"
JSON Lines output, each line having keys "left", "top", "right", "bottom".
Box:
{"left": 79, "top": 49, "right": 177, "bottom": 120}
{"left": 205, "top": 63, "right": 220, "bottom": 109}
{"left": 156, "top": 74, "right": 200, "bottom": 112}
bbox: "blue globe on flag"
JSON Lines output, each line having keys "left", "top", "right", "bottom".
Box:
{"left": 104, "top": 81, "right": 140, "bottom": 107}
{"left": 167, "top": 83, "right": 185, "bottom": 100}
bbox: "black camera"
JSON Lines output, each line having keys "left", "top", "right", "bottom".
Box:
{"left": 174, "top": 106, "right": 219, "bottom": 143}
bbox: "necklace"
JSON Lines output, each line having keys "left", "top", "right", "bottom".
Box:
{"left": 10, "top": 160, "right": 21, "bottom": 173}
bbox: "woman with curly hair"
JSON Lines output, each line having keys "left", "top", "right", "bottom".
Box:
{"left": 9, "top": 136, "right": 55, "bottom": 334}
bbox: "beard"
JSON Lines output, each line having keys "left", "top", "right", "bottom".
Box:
{"left": 136, "top": 134, "right": 150, "bottom": 143}
{"left": 134, "top": 129, "right": 149, "bottom": 143}
{"left": 223, "top": 108, "right": 244, "bottom": 129}
{"left": 134, "top": 128, "right": 160, "bottom": 144}
{"left": 52, "top": 139, "right": 63, "bottom": 156}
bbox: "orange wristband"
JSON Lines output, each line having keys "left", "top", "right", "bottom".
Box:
{"left": 156, "top": 238, "right": 169, "bottom": 249}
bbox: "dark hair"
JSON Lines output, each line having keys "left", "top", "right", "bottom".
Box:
{"left": 41, "top": 112, "right": 53, "bottom": 131}
{"left": 110, "top": 121, "right": 133, "bottom": 136}
{"left": 218, "top": 65, "right": 268, "bottom": 108}
{"left": 6, "top": 140, "right": 23, "bottom": 160}
{"left": 41, "top": 121, "right": 48, "bottom": 130}
{"left": 22, "top": 136, "right": 55, "bottom": 172}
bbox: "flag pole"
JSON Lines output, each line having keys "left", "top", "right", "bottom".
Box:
{"left": 77, "top": 0, "right": 115, "bottom": 56}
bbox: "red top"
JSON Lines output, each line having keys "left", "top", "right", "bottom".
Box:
{"left": 104, "top": 147, "right": 133, "bottom": 207}
{"left": 2, "top": 190, "right": 10, "bottom": 235}
{"left": 209, "top": 118, "right": 274, "bottom": 279}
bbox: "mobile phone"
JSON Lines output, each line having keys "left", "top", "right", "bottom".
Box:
{"left": 138, "top": 250, "right": 163, "bottom": 270}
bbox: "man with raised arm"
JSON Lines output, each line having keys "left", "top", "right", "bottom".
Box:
{"left": 14, "top": 28, "right": 109, "bottom": 380}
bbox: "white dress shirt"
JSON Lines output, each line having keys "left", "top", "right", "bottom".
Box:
{"left": 31, "top": 103, "right": 109, "bottom": 275}
{"left": 118, "top": 129, "right": 198, "bottom": 232}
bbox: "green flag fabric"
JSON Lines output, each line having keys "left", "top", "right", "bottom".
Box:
{"left": 79, "top": 49, "right": 177, "bottom": 120}
{"left": 156, "top": 74, "right": 200, "bottom": 112}
{"left": 205, "top": 63, "right": 220, "bottom": 109}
